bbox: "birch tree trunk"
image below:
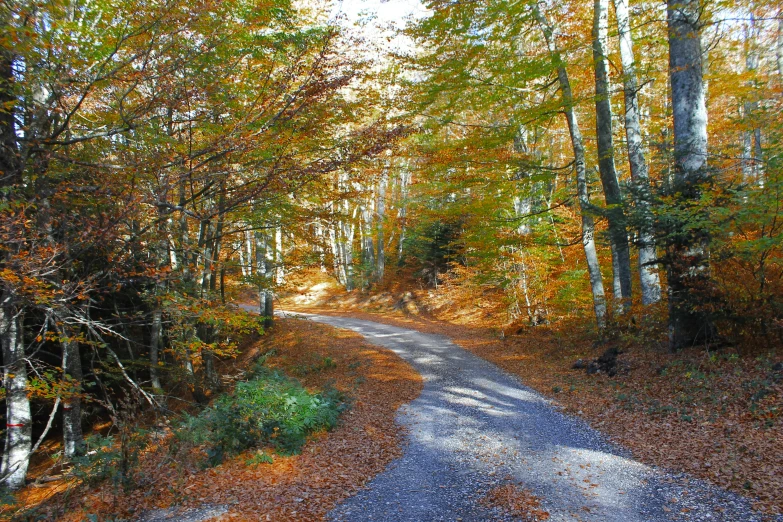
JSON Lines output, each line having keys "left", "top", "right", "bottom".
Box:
{"left": 534, "top": 3, "right": 607, "bottom": 328}
{"left": 666, "top": 0, "right": 716, "bottom": 349}
{"left": 1, "top": 299, "right": 30, "bottom": 490}
{"left": 612, "top": 0, "right": 661, "bottom": 305}
{"left": 593, "top": 0, "right": 632, "bottom": 312}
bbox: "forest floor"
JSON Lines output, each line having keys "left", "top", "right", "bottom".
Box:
{"left": 280, "top": 275, "right": 783, "bottom": 518}
{"left": 2, "top": 318, "right": 422, "bottom": 521}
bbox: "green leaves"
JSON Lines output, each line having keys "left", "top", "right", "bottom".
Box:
{"left": 178, "top": 367, "right": 347, "bottom": 464}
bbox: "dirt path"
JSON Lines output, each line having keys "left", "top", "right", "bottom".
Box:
{"left": 284, "top": 311, "right": 773, "bottom": 522}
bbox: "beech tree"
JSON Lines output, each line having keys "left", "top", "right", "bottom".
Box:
{"left": 665, "top": 0, "right": 716, "bottom": 349}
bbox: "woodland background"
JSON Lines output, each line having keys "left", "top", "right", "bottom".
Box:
{"left": 1, "top": 0, "right": 782, "bottom": 517}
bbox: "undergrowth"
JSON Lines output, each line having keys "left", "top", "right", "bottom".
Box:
{"left": 177, "top": 363, "right": 347, "bottom": 466}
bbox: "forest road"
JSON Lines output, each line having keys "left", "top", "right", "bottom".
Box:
{"left": 277, "top": 311, "right": 774, "bottom": 522}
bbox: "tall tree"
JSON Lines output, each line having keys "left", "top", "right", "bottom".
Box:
{"left": 534, "top": 2, "right": 607, "bottom": 328}
{"left": 666, "top": 0, "right": 716, "bottom": 349}
{"left": 612, "top": 0, "right": 662, "bottom": 305}
{"left": 592, "top": 0, "right": 633, "bottom": 311}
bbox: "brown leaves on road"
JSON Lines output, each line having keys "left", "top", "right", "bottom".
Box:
{"left": 481, "top": 484, "right": 550, "bottom": 521}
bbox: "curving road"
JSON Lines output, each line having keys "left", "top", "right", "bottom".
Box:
{"left": 278, "top": 312, "right": 773, "bottom": 522}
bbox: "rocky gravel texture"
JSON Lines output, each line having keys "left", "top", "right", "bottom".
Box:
{"left": 284, "top": 312, "right": 779, "bottom": 522}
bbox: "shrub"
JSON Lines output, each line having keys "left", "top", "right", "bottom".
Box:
{"left": 178, "top": 369, "right": 346, "bottom": 465}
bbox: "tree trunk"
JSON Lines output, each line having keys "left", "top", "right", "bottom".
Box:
{"left": 0, "top": 44, "right": 18, "bottom": 185}
{"left": 1, "top": 299, "right": 30, "bottom": 490}
{"left": 534, "top": 3, "right": 607, "bottom": 329}
{"left": 255, "top": 232, "right": 274, "bottom": 329}
{"left": 361, "top": 202, "right": 375, "bottom": 283}
{"left": 149, "top": 307, "right": 163, "bottom": 390}
{"left": 741, "top": 13, "right": 763, "bottom": 185}
{"left": 341, "top": 206, "right": 356, "bottom": 290}
{"left": 777, "top": 14, "right": 783, "bottom": 79}
{"left": 593, "top": 0, "right": 632, "bottom": 312}
{"left": 328, "top": 218, "right": 346, "bottom": 286}
{"left": 61, "top": 325, "right": 85, "bottom": 458}
{"left": 376, "top": 165, "right": 388, "bottom": 281}
{"left": 397, "top": 168, "right": 409, "bottom": 264}
{"left": 612, "top": 0, "right": 661, "bottom": 305}
{"left": 666, "top": 0, "right": 716, "bottom": 349}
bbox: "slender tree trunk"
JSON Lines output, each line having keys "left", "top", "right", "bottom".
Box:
{"left": 361, "top": 200, "right": 375, "bottom": 285}
{"left": 238, "top": 238, "right": 248, "bottom": 278}
{"left": 376, "top": 165, "right": 388, "bottom": 281}
{"left": 741, "top": 13, "right": 763, "bottom": 185}
{"left": 1, "top": 299, "right": 30, "bottom": 490}
{"left": 341, "top": 206, "right": 356, "bottom": 290}
{"left": 60, "top": 323, "right": 85, "bottom": 458}
{"left": 149, "top": 307, "right": 163, "bottom": 390}
{"left": 255, "top": 232, "right": 274, "bottom": 329}
{"left": 777, "top": 14, "right": 783, "bottom": 79}
{"left": 245, "top": 230, "right": 254, "bottom": 278}
{"left": 534, "top": 3, "right": 607, "bottom": 328}
{"left": 666, "top": 0, "right": 716, "bottom": 349}
{"left": 593, "top": 0, "right": 632, "bottom": 311}
{"left": 274, "top": 226, "right": 284, "bottom": 286}
{"left": 198, "top": 220, "right": 213, "bottom": 295}
{"left": 612, "top": 0, "right": 661, "bottom": 305}
{"left": 328, "top": 217, "right": 346, "bottom": 286}
{"left": 397, "top": 169, "right": 409, "bottom": 263}
{"left": 178, "top": 181, "right": 191, "bottom": 282}
{"left": 0, "top": 45, "right": 17, "bottom": 186}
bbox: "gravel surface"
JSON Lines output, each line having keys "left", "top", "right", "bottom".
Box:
{"left": 281, "top": 312, "right": 779, "bottom": 522}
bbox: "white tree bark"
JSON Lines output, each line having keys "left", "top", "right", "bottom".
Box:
{"left": 534, "top": 3, "right": 607, "bottom": 328}
{"left": 1, "top": 298, "right": 30, "bottom": 490}
{"left": 274, "top": 226, "right": 284, "bottom": 286}
{"left": 612, "top": 0, "right": 661, "bottom": 305}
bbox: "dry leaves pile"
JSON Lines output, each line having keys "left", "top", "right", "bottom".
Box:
{"left": 481, "top": 483, "right": 550, "bottom": 521}
{"left": 285, "top": 289, "right": 782, "bottom": 517}
{"left": 7, "top": 318, "right": 422, "bottom": 521}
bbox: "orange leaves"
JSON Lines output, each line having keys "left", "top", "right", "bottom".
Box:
{"left": 22, "top": 317, "right": 422, "bottom": 521}
{"left": 481, "top": 483, "right": 550, "bottom": 521}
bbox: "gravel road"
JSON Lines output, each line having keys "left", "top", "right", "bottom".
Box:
{"left": 280, "top": 312, "right": 778, "bottom": 522}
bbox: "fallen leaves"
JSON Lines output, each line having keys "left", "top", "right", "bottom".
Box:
{"left": 480, "top": 483, "right": 550, "bottom": 521}
{"left": 6, "top": 318, "right": 422, "bottom": 522}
